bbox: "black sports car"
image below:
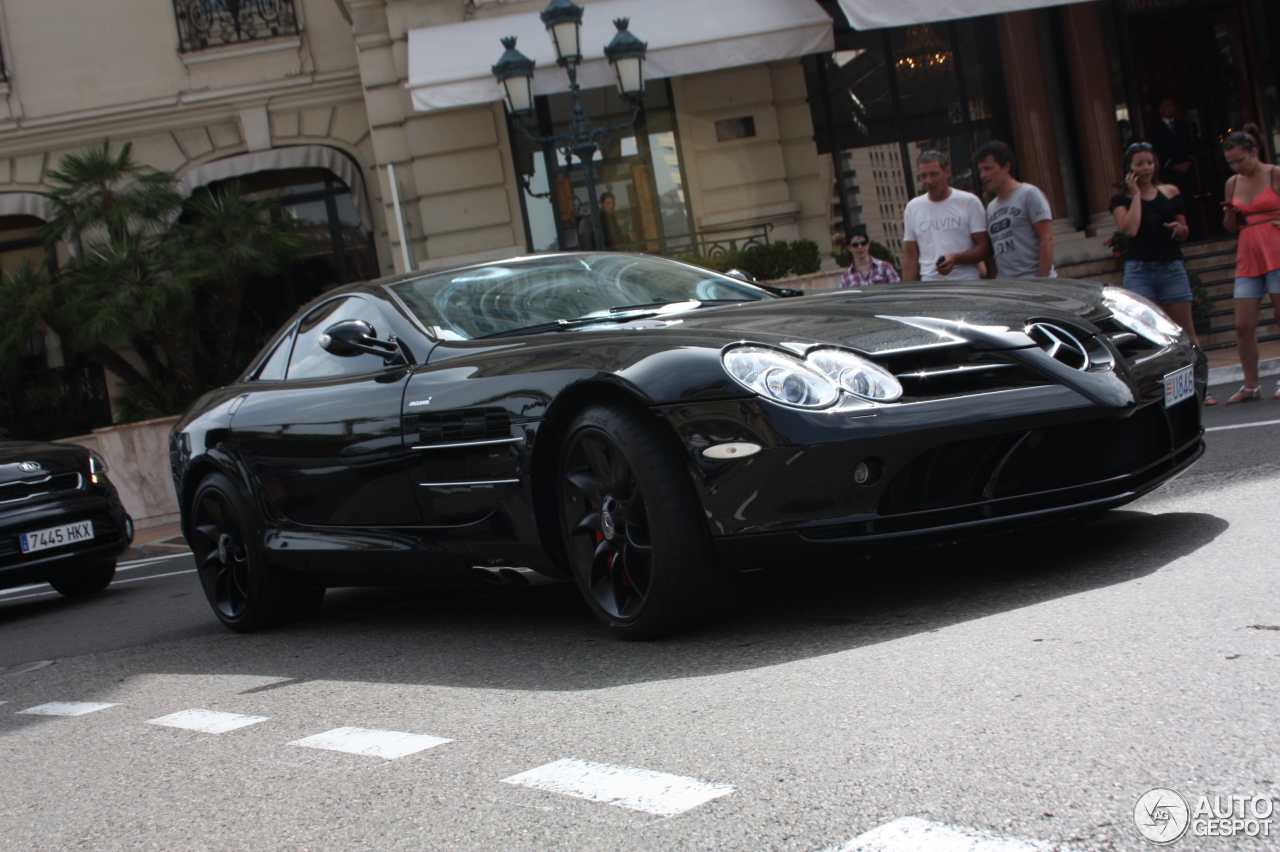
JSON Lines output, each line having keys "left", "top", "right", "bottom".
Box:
{"left": 169, "top": 253, "right": 1205, "bottom": 638}
{"left": 0, "top": 438, "right": 134, "bottom": 597}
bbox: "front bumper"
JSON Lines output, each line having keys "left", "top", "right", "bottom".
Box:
{"left": 657, "top": 347, "right": 1205, "bottom": 558}
{"left": 0, "top": 493, "right": 134, "bottom": 590}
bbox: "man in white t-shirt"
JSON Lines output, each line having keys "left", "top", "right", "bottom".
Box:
{"left": 902, "top": 150, "right": 991, "bottom": 281}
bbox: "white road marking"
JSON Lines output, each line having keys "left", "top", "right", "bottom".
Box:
{"left": 117, "top": 552, "right": 190, "bottom": 570}
{"left": 290, "top": 726, "right": 451, "bottom": 759}
{"left": 825, "top": 817, "right": 1056, "bottom": 852}
{"left": 18, "top": 701, "right": 118, "bottom": 717}
{"left": 0, "top": 583, "right": 47, "bottom": 598}
{"left": 148, "top": 708, "right": 269, "bottom": 733}
{"left": 1206, "top": 417, "right": 1280, "bottom": 432}
{"left": 0, "top": 569, "right": 197, "bottom": 602}
{"left": 502, "top": 758, "right": 735, "bottom": 817}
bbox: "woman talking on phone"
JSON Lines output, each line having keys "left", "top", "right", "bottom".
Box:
{"left": 1110, "top": 142, "right": 1209, "bottom": 399}
{"left": 1220, "top": 125, "right": 1280, "bottom": 403}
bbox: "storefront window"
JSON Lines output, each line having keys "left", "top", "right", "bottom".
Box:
{"left": 510, "top": 81, "right": 693, "bottom": 254}
{"left": 805, "top": 16, "right": 1009, "bottom": 264}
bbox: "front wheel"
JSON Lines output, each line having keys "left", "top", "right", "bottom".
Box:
{"left": 49, "top": 559, "right": 116, "bottom": 597}
{"left": 189, "top": 472, "right": 324, "bottom": 632}
{"left": 559, "top": 404, "right": 723, "bottom": 639}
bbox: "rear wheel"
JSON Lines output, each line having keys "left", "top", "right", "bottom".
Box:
{"left": 49, "top": 559, "right": 116, "bottom": 597}
{"left": 559, "top": 404, "right": 723, "bottom": 639}
{"left": 190, "top": 472, "right": 324, "bottom": 632}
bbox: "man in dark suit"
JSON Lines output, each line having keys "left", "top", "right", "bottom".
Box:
{"left": 1148, "top": 97, "right": 1200, "bottom": 239}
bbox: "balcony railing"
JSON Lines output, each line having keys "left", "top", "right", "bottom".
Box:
{"left": 172, "top": 0, "right": 300, "bottom": 54}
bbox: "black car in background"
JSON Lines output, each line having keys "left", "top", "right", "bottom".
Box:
{"left": 0, "top": 438, "right": 134, "bottom": 597}
{"left": 170, "top": 253, "right": 1206, "bottom": 639}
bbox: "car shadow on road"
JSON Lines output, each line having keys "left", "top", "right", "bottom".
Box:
{"left": 82, "top": 507, "right": 1225, "bottom": 695}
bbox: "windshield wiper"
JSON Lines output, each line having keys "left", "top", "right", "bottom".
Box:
{"left": 477, "top": 300, "right": 708, "bottom": 340}
{"left": 476, "top": 311, "right": 666, "bottom": 340}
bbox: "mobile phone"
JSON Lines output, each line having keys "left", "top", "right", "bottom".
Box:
{"left": 936, "top": 256, "right": 947, "bottom": 272}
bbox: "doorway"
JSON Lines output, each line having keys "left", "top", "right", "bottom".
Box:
{"left": 1121, "top": 1, "right": 1261, "bottom": 235}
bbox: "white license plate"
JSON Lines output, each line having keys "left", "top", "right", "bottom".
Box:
{"left": 20, "top": 520, "right": 94, "bottom": 554}
{"left": 1164, "top": 365, "right": 1196, "bottom": 408}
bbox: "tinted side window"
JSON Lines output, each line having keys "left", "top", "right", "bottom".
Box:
{"left": 253, "top": 330, "right": 295, "bottom": 381}
{"left": 287, "top": 297, "right": 396, "bottom": 380}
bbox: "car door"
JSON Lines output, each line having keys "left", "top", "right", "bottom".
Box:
{"left": 230, "top": 295, "right": 421, "bottom": 526}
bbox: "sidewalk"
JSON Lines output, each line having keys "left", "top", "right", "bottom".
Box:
{"left": 1205, "top": 339, "right": 1280, "bottom": 386}
{"left": 122, "top": 520, "right": 187, "bottom": 562}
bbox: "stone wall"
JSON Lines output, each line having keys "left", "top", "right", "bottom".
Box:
{"left": 58, "top": 417, "right": 181, "bottom": 531}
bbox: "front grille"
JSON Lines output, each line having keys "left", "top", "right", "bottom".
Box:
{"left": 0, "top": 472, "right": 82, "bottom": 505}
{"left": 409, "top": 409, "right": 512, "bottom": 445}
{"left": 873, "top": 343, "right": 1051, "bottom": 402}
{"left": 991, "top": 405, "right": 1167, "bottom": 497}
{"left": 878, "top": 404, "right": 1171, "bottom": 516}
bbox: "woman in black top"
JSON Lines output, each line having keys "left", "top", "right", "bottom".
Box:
{"left": 1110, "top": 143, "right": 1205, "bottom": 356}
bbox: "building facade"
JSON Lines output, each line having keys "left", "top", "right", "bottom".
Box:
{"left": 0, "top": 0, "right": 1276, "bottom": 430}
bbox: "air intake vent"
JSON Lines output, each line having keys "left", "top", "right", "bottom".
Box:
{"left": 412, "top": 409, "right": 512, "bottom": 445}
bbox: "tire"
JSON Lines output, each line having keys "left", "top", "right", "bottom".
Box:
{"left": 558, "top": 403, "right": 723, "bottom": 639}
{"left": 189, "top": 472, "right": 324, "bottom": 632}
{"left": 49, "top": 559, "right": 116, "bottom": 597}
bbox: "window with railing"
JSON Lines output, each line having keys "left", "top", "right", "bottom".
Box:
{"left": 172, "top": 0, "right": 300, "bottom": 54}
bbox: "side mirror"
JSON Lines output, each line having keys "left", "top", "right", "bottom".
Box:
{"left": 319, "top": 320, "right": 402, "bottom": 361}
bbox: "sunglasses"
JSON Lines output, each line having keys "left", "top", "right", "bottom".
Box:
{"left": 848, "top": 240, "right": 869, "bottom": 248}
{"left": 1126, "top": 142, "right": 1153, "bottom": 152}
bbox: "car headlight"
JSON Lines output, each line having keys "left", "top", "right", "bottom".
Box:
{"left": 806, "top": 349, "right": 903, "bottom": 402}
{"left": 722, "top": 347, "right": 839, "bottom": 409}
{"left": 1103, "top": 287, "right": 1185, "bottom": 346}
{"left": 88, "top": 450, "right": 108, "bottom": 484}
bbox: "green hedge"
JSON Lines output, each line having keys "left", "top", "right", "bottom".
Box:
{"left": 677, "top": 238, "right": 822, "bottom": 281}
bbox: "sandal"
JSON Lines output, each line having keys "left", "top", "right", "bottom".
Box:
{"left": 1225, "top": 386, "right": 1262, "bottom": 404}
{"left": 1205, "top": 394, "right": 1218, "bottom": 405}
{"left": 1274, "top": 381, "right": 1280, "bottom": 401}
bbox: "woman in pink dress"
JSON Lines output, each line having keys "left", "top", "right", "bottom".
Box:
{"left": 1221, "top": 125, "right": 1280, "bottom": 403}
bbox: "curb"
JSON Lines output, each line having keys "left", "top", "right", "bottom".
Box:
{"left": 1207, "top": 356, "right": 1280, "bottom": 387}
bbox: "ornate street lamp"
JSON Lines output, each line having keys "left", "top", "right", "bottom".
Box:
{"left": 492, "top": 1, "right": 647, "bottom": 252}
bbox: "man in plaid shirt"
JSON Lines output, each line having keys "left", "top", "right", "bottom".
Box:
{"left": 841, "top": 225, "right": 902, "bottom": 288}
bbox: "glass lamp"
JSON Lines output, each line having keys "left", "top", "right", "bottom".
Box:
{"left": 540, "top": 0, "right": 583, "bottom": 67}
{"left": 603, "top": 18, "right": 647, "bottom": 99}
{"left": 491, "top": 36, "right": 536, "bottom": 116}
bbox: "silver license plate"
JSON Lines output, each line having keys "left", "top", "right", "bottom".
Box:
{"left": 20, "top": 520, "right": 94, "bottom": 554}
{"left": 1164, "top": 365, "right": 1196, "bottom": 408}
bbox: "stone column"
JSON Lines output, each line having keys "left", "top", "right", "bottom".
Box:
{"left": 1061, "top": 2, "right": 1125, "bottom": 235}
{"left": 996, "top": 11, "right": 1068, "bottom": 218}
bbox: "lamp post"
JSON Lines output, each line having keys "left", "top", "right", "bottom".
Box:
{"left": 492, "top": 0, "right": 647, "bottom": 252}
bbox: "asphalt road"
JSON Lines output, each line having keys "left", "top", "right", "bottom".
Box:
{"left": 0, "top": 382, "right": 1277, "bottom": 851}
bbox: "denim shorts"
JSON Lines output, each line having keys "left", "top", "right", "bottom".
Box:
{"left": 1234, "top": 268, "right": 1280, "bottom": 299}
{"left": 1123, "top": 260, "right": 1193, "bottom": 304}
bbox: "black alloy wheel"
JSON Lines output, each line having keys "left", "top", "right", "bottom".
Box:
{"left": 48, "top": 559, "right": 116, "bottom": 597}
{"left": 190, "top": 472, "right": 324, "bottom": 632}
{"left": 559, "top": 404, "right": 723, "bottom": 639}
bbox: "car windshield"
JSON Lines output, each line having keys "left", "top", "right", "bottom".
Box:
{"left": 387, "top": 253, "right": 773, "bottom": 340}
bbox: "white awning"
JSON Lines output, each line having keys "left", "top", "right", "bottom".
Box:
{"left": 177, "top": 145, "right": 373, "bottom": 232}
{"left": 836, "top": 0, "right": 1091, "bottom": 30}
{"left": 0, "top": 192, "right": 54, "bottom": 222}
{"left": 407, "top": 0, "right": 834, "bottom": 113}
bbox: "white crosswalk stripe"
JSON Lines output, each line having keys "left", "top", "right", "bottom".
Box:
{"left": 18, "top": 701, "right": 118, "bottom": 717}
{"left": 290, "top": 726, "right": 452, "bottom": 759}
{"left": 825, "top": 817, "right": 1062, "bottom": 852}
{"left": 502, "top": 757, "right": 735, "bottom": 817}
{"left": 148, "top": 708, "right": 269, "bottom": 733}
